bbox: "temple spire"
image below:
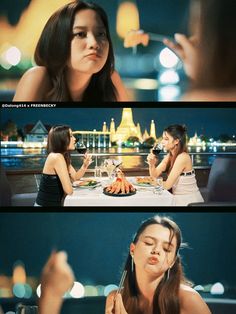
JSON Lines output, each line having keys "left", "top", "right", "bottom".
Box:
{"left": 114, "top": 108, "right": 139, "bottom": 142}
{"left": 150, "top": 119, "right": 156, "bottom": 139}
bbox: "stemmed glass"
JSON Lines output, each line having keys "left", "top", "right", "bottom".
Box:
{"left": 145, "top": 143, "right": 163, "bottom": 165}
{"left": 75, "top": 142, "right": 93, "bottom": 166}
{"left": 75, "top": 141, "right": 87, "bottom": 154}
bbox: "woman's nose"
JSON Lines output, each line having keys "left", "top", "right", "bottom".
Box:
{"left": 87, "top": 33, "right": 99, "bottom": 50}
{"left": 151, "top": 246, "right": 161, "bottom": 255}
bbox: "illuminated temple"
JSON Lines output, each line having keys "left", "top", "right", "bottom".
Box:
{"left": 73, "top": 108, "right": 157, "bottom": 147}
{"left": 110, "top": 108, "right": 156, "bottom": 143}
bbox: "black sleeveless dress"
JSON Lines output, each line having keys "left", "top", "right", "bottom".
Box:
{"left": 36, "top": 174, "right": 64, "bottom": 207}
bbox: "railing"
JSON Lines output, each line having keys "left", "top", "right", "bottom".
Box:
{"left": 1, "top": 151, "right": 236, "bottom": 169}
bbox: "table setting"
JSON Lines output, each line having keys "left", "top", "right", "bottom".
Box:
{"left": 64, "top": 161, "right": 174, "bottom": 206}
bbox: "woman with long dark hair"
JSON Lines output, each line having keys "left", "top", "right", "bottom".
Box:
{"left": 35, "top": 125, "right": 92, "bottom": 206}
{"left": 147, "top": 124, "right": 203, "bottom": 206}
{"left": 106, "top": 216, "right": 211, "bottom": 314}
{"left": 163, "top": 0, "right": 236, "bottom": 100}
{"left": 13, "top": 1, "right": 128, "bottom": 101}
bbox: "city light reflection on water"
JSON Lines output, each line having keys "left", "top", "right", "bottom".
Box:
{"left": 1, "top": 146, "right": 236, "bottom": 170}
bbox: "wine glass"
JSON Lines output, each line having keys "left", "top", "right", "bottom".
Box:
{"left": 152, "top": 143, "right": 163, "bottom": 156}
{"left": 75, "top": 142, "right": 87, "bottom": 154}
{"left": 145, "top": 143, "right": 163, "bottom": 165}
{"left": 75, "top": 142, "right": 94, "bottom": 166}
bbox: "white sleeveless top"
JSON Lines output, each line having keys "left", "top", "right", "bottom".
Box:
{"left": 171, "top": 170, "right": 204, "bottom": 206}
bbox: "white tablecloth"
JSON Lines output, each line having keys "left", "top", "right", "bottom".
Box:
{"left": 64, "top": 177, "right": 174, "bottom": 207}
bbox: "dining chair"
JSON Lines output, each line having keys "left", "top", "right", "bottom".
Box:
{"left": 0, "top": 163, "right": 37, "bottom": 207}
{"left": 188, "top": 157, "right": 236, "bottom": 206}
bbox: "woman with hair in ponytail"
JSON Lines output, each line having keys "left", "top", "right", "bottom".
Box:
{"left": 106, "top": 216, "right": 211, "bottom": 314}
{"left": 147, "top": 124, "right": 203, "bottom": 206}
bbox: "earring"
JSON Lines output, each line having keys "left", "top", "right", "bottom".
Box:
{"left": 131, "top": 254, "right": 134, "bottom": 272}
{"left": 166, "top": 267, "right": 170, "bottom": 280}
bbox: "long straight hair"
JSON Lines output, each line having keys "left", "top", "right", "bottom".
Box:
{"left": 47, "top": 125, "right": 71, "bottom": 168}
{"left": 192, "top": 0, "right": 236, "bottom": 89}
{"left": 121, "top": 216, "right": 190, "bottom": 314}
{"left": 34, "top": 1, "right": 117, "bottom": 101}
{"left": 164, "top": 125, "right": 188, "bottom": 175}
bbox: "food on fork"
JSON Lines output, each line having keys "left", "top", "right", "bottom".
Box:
{"left": 104, "top": 170, "right": 136, "bottom": 194}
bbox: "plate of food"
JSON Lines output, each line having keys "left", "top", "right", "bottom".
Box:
{"left": 72, "top": 179, "right": 100, "bottom": 188}
{"left": 132, "top": 177, "right": 156, "bottom": 187}
{"left": 103, "top": 177, "right": 136, "bottom": 197}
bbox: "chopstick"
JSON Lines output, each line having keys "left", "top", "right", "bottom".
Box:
{"left": 115, "top": 270, "right": 127, "bottom": 301}
{"left": 148, "top": 32, "right": 173, "bottom": 42}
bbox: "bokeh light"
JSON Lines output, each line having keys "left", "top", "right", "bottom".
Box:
{"left": 211, "top": 282, "right": 224, "bottom": 295}
{"left": 159, "top": 48, "right": 179, "bottom": 68}
{"left": 104, "top": 284, "right": 118, "bottom": 296}
{"left": 5, "top": 47, "right": 21, "bottom": 66}
{"left": 159, "top": 69, "right": 180, "bottom": 85}
{"left": 70, "top": 281, "right": 85, "bottom": 298}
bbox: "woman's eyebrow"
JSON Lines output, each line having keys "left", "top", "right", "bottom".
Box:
{"left": 143, "top": 236, "right": 174, "bottom": 247}
{"left": 73, "top": 25, "right": 105, "bottom": 30}
{"left": 73, "top": 26, "right": 87, "bottom": 30}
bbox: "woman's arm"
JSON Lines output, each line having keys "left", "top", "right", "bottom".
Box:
{"left": 111, "top": 70, "right": 130, "bottom": 101}
{"left": 147, "top": 153, "right": 169, "bottom": 178}
{"left": 13, "top": 66, "right": 50, "bottom": 101}
{"left": 39, "top": 251, "right": 74, "bottom": 314}
{"left": 69, "top": 153, "right": 92, "bottom": 182}
{"left": 162, "top": 153, "right": 188, "bottom": 190}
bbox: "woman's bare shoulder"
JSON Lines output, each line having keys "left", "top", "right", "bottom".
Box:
{"left": 111, "top": 70, "right": 130, "bottom": 101}
{"left": 48, "top": 153, "right": 64, "bottom": 162}
{"left": 176, "top": 152, "right": 190, "bottom": 162}
{"left": 13, "top": 66, "right": 51, "bottom": 101}
{"left": 179, "top": 284, "right": 211, "bottom": 314}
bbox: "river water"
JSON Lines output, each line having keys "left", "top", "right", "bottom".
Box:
{"left": 1, "top": 146, "right": 236, "bottom": 170}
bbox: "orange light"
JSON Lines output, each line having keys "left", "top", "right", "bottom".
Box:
{"left": 116, "top": 1, "right": 140, "bottom": 39}
{"left": 12, "top": 263, "right": 26, "bottom": 284}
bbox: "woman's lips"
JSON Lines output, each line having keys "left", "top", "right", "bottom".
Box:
{"left": 85, "top": 53, "right": 101, "bottom": 60}
{"left": 148, "top": 257, "right": 159, "bottom": 265}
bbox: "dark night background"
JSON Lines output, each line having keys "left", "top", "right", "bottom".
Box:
{"left": 0, "top": 212, "right": 236, "bottom": 290}
{"left": 1, "top": 0, "right": 236, "bottom": 301}
{"left": 0, "top": 0, "right": 190, "bottom": 40}
{"left": 1, "top": 107, "right": 236, "bottom": 138}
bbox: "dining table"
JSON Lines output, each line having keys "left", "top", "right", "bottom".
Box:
{"left": 64, "top": 177, "right": 174, "bottom": 207}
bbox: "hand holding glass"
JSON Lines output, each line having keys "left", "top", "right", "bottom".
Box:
{"left": 152, "top": 143, "right": 163, "bottom": 156}
{"left": 145, "top": 143, "right": 163, "bottom": 164}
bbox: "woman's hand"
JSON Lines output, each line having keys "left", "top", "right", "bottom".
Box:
{"left": 39, "top": 251, "right": 75, "bottom": 314}
{"left": 40, "top": 251, "right": 74, "bottom": 298}
{"left": 163, "top": 33, "right": 199, "bottom": 80}
{"left": 82, "top": 153, "right": 93, "bottom": 168}
{"left": 106, "top": 293, "right": 128, "bottom": 314}
{"left": 147, "top": 152, "right": 157, "bottom": 167}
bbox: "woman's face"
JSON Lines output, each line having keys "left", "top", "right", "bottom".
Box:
{"left": 131, "top": 224, "right": 177, "bottom": 277}
{"left": 68, "top": 9, "right": 109, "bottom": 75}
{"left": 68, "top": 129, "right": 76, "bottom": 150}
{"left": 161, "top": 131, "right": 179, "bottom": 152}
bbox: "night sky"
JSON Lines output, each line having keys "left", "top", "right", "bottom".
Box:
{"left": 1, "top": 106, "right": 236, "bottom": 138}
